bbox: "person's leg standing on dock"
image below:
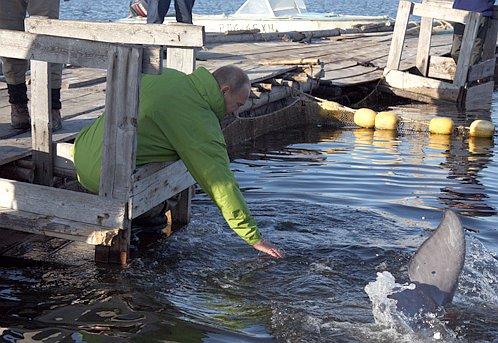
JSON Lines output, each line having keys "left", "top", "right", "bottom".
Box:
{"left": 0, "top": 0, "right": 63, "bottom": 131}
{"left": 450, "top": 0, "right": 494, "bottom": 65}
{"left": 146, "top": 0, "right": 196, "bottom": 24}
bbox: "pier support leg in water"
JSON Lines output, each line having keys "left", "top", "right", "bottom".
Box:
{"left": 95, "top": 226, "right": 131, "bottom": 266}
{"left": 168, "top": 186, "right": 194, "bottom": 231}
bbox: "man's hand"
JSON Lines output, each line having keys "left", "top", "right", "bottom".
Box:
{"left": 252, "top": 240, "right": 284, "bottom": 258}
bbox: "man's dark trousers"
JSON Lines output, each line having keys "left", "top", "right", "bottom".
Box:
{"left": 146, "top": 0, "right": 195, "bottom": 24}
{"left": 451, "top": 17, "right": 491, "bottom": 65}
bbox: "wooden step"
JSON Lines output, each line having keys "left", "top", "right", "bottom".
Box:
{"left": 0, "top": 206, "right": 120, "bottom": 246}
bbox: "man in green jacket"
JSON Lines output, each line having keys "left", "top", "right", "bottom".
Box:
{"left": 74, "top": 65, "right": 283, "bottom": 259}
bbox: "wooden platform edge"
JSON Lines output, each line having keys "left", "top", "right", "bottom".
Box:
{"left": 0, "top": 207, "right": 119, "bottom": 246}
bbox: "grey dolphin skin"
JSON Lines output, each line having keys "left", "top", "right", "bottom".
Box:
{"left": 390, "top": 210, "right": 466, "bottom": 316}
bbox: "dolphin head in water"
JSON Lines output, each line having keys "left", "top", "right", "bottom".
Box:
{"left": 389, "top": 210, "right": 466, "bottom": 316}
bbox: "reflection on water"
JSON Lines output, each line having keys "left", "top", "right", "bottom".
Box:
{"left": 1, "top": 102, "right": 498, "bottom": 341}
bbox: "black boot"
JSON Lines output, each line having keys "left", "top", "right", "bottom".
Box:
{"left": 7, "top": 83, "right": 29, "bottom": 130}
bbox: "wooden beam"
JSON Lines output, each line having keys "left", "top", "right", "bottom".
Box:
{"left": 170, "top": 186, "right": 193, "bottom": 230}
{"left": 386, "top": 1, "right": 414, "bottom": 70}
{"left": 26, "top": 17, "right": 205, "bottom": 48}
{"left": 422, "top": 0, "right": 452, "bottom": 8}
{"left": 30, "top": 60, "right": 53, "bottom": 186}
{"left": 454, "top": 12, "right": 482, "bottom": 86}
{"left": 132, "top": 161, "right": 174, "bottom": 181}
{"left": 378, "top": 84, "right": 442, "bottom": 104}
{"left": 416, "top": 16, "right": 433, "bottom": 76}
{"left": 0, "top": 207, "right": 119, "bottom": 246}
{"left": 383, "top": 69, "right": 461, "bottom": 101}
{"left": 428, "top": 56, "right": 456, "bottom": 80}
{"left": 468, "top": 58, "right": 496, "bottom": 82}
{"left": 412, "top": 3, "right": 473, "bottom": 24}
{"left": 166, "top": 47, "right": 196, "bottom": 74}
{"left": 465, "top": 81, "right": 494, "bottom": 110}
{"left": 0, "top": 178, "right": 125, "bottom": 228}
{"left": 129, "top": 160, "right": 195, "bottom": 219}
{"left": 0, "top": 30, "right": 161, "bottom": 74}
{"left": 99, "top": 46, "right": 142, "bottom": 201}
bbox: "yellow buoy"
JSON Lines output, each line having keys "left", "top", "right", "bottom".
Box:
{"left": 469, "top": 120, "right": 495, "bottom": 138}
{"left": 375, "top": 111, "right": 399, "bottom": 130}
{"left": 429, "top": 117, "right": 454, "bottom": 135}
{"left": 353, "top": 108, "right": 377, "bottom": 129}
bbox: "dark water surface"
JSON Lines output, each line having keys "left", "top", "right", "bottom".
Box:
{"left": 1, "top": 91, "right": 498, "bottom": 342}
{"left": 59, "top": 0, "right": 400, "bottom": 21}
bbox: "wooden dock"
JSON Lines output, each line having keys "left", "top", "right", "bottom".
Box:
{"left": 1, "top": 4, "right": 497, "bottom": 262}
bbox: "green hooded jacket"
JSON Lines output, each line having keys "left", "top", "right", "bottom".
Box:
{"left": 74, "top": 67, "right": 262, "bottom": 245}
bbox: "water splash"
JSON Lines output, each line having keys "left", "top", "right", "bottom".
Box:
{"left": 364, "top": 271, "right": 414, "bottom": 329}
{"left": 364, "top": 271, "right": 459, "bottom": 342}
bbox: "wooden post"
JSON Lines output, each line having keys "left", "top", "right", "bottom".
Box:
{"left": 416, "top": 16, "right": 433, "bottom": 76}
{"left": 170, "top": 186, "right": 194, "bottom": 230}
{"left": 453, "top": 12, "right": 481, "bottom": 86}
{"left": 30, "top": 60, "right": 53, "bottom": 186}
{"left": 166, "top": 47, "right": 196, "bottom": 74}
{"left": 96, "top": 45, "right": 142, "bottom": 266}
{"left": 99, "top": 46, "right": 142, "bottom": 200}
{"left": 386, "top": 1, "right": 414, "bottom": 71}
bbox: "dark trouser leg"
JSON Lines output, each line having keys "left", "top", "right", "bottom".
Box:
{"left": 147, "top": 0, "right": 171, "bottom": 24}
{"left": 451, "top": 22, "right": 464, "bottom": 63}
{"left": 451, "top": 18, "right": 491, "bottom": 65}
{"left": 174, "top": 0, "right": 195, "bottom": 24}
{"left": 7, "top": 83, "right": 28, "bottom": 105}
{"left": 471, "top": 17, "right": 491, "bottom": 65}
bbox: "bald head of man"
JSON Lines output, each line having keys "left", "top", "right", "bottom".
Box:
{"left": 213, "top": 65, "right": 251, "bottom": 116}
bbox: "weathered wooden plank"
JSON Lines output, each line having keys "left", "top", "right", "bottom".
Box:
{"left": 26, "top": 17, "right": 205, "bottom": 48}
{"left": 30, "top": 60, "right": 53, "bottom": 186}
{"left": 453, "top": 12, "right": 482, "bottom": 86}
{"left": 386, "top": 1, "right": 414, "bottom": 70}
{"left": 0, "top": 207, "right": 119, "bottom": 246}
{"left": 416, "top": 16, "right": 433, "bottom": 76}
{"left": 99, "top": 46, "right": 142, "bottom": 201}
{"left": 132, "top": 161, "right": 174, "bottom": 182}
{"left": 428, "top": 56, "right": 456, "bottom": 80}
{"left": 423, "top": 0, "right": 452, "bottom": 7}
{"left": 0, "top": 178, "right": 125, "bottom": 228}
{"left": 205, "top": 28, "right": 340, "bottom": 44}
{"left": 0, "top": 30, "right": 161, "bottom": 75}
{"left": 465, "top": 81, "right": 494, "bottom": 110}
{"left": 166, "top": 47, "right": 195, "bottom": 74}
{"left": 129, "top": 160, "right": 195, "bottom": 219}
{"left": 170, "top": 186, "right": 193, "bottom": 230}
{"left": 383, "top": 69, "right": 461, "bottom": 101}
{"left": 412, "top": 2, "right": 472, "bottom": 24}
{"left": 468, "top": 58, "right": 496, "bottom": 82}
